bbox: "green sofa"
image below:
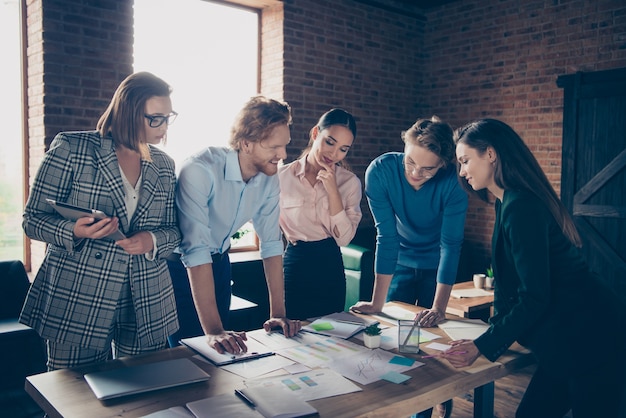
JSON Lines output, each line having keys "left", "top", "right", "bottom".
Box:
{"left": 341, "top": 244, "right": 375, "bottom": 311}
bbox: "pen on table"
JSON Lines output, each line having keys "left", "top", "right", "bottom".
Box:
{"left": 421, "top": 351, "right": 468, "bottom": 358}
{"left": 336, "top": 319, "right": 379, "bottom": 326}
{"left": 402, "top": 312, "right": 422, "bottom": 347}
{"left": 234, "top": 389, "right": 256, "bottom": 408}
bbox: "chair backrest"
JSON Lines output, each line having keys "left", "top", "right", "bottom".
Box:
{"left": 0, "top": 260, "right": 30, "bottom": 320}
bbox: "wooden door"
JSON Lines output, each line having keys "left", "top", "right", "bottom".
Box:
{"left": 557, "top": 68, "right": 626, "bottom": 301}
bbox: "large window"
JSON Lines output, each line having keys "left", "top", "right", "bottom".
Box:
{"left": 134, "top": 0, "right": 260, "bottom": 250}
{"left": 0, "top": 0, "right": 24, "bottom": 261}
{"left": 133, "top": 0, "right": 259, "bottom": 167}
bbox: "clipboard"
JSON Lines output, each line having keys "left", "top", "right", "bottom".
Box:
{"left": 180, "top": 335, "right": 274, "bottom": 366}
{"left": 46, "top": 198, "right": 126, "bottom": 241}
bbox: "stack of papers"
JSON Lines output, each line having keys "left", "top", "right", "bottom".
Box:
{"left": 144, "top": 369, "right": 356, "bottom": 418}
{"left": 190, "top": 387, "right": 318, "bottom": 418}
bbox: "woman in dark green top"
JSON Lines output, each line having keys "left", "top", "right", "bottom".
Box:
{"left": 448, "top": 119, "right": 625, "bottom": 417}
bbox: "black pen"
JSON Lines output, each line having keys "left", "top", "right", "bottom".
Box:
{"left": 234, "top": 389, "right": 256, "bottom": 408}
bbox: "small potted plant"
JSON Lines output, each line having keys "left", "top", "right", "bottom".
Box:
{"left": 485, "top": 265, "right": 494, "bottom": 289}
{"left": 363, "top": 323, "right": 382, "bottom": 349}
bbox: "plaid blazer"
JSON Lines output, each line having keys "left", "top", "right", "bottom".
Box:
{"left": 20, "top": 131, "right": 181, "bottom": 350}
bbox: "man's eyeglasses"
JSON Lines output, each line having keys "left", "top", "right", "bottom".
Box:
{"left": 402, "top": 158, "right": 441, "bottom": 179}
{"left": 144, "top": 112, "right": 178, "bottom": 128}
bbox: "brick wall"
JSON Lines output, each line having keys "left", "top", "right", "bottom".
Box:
{"left": 421, "top": 0, "right": 626, "bottom": 267}
{"left": 24, "top": 0, "right": 626, "bottom": 270}
{"left": 280, "top": 0, "right": 429, "bottom": 225}
{"left": 25, "top": 0, "right": 134, "bottom": 267}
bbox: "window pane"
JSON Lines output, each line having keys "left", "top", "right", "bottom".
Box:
{"left": 133, "top": 0, "right": 259, "bottom": 168}
{"left": 134, "top": 0, "right": 260, "bottom": 250}
{"left": 230, "top": 221, "right": 257, "bottom": 250}
{"left": 0, "top": 0, "right": 24, "bottom": 261}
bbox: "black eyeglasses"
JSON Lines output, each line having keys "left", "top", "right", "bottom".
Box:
{"left": 144, "top": 111, "right": 178, "bottom": 128}
{"left": 402, "top": 158, "right": 441, "bottom": 179}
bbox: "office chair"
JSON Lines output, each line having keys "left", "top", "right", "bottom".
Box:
{"left": 0, "top": 260, "right": 46, "bottom": 390}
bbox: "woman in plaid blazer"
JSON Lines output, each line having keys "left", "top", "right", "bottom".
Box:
{"left": 20, "top": 72, "right": 181, "bottom": 370}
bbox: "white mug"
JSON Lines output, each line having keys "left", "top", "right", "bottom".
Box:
{"left": 473, "top": 273, "right": 486, "bottom": 289}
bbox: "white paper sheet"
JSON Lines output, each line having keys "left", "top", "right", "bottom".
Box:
{"left": 379, "top": 305, "right": 416, "bottom": 320}
{"left": 247, "top": 329, "right": 328, "bottom": 350}
{"left": 221, "top": 354, "right": 295, "bottom": 379}
{"left": 277, "top": 336, "right": 366, "bottom": 368}
{"left": 450, "top": 288, "right": 494, "bottom": 298}
{"left": 244, "top": 368, "right": 362, "bottom": 401}
{"left": 437, "top": 319, "right": 490, "bottom": 340}
{"left": 328, "top": 348, "right": 423, "bottom": 385}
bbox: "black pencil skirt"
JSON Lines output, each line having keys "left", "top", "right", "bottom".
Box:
{"left": 283, "top": 237, "right": 346, "bottom": 320}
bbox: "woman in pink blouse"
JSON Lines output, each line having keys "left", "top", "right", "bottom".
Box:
{"left": 278, "top": 109, "right": 362, "bottom": 320}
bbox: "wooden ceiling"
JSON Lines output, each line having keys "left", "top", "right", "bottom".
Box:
{"left": 352, "top": 0, "right": 462, "bottom": 17}
{"left": 403, "top": 0, "right": 461, "bottom": 8}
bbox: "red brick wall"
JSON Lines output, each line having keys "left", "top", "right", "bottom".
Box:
{"left": 280, "top": 0, "right": 428, "bottom": 224}
{"left": 24, "top": 0, "right": 626, "bottom": 270}
{"left": 421, "top": 0, "right": 626, "bottom": 266}
{"left": 25, "top": 0, "right": 134, "bottom": 267}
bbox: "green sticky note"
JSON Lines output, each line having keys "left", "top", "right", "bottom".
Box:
{"left": 311, "top": 322, "right": 334, "bottom": 331}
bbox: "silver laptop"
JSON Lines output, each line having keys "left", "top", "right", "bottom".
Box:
{"left": 84, "top": 358, "right": 210, "bottom": 401}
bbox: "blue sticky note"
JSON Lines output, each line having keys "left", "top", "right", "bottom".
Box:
{"left": 389, "top": 356, "right": 415, "bottom": 366}
{"left": 380, "top": 371, "right": 411, "bottom": 384}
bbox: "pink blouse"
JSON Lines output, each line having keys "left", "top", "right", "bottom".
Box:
{"left": 278, "top": 156, "right": 362, "bottom": 247}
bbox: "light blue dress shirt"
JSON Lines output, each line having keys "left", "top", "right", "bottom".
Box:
{"left": 176, "top": 147, "right": 283, "bottom": 268}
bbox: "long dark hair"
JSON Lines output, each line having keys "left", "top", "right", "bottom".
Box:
{"left": 454, "top": 118, "right": 582, "bottom": 247}
{"left": 299, "top": 108, "right": 357, "bottom": 169}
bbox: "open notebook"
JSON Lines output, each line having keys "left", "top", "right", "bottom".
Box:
{"left": 302, "top": 311, "right": 379, "bottom": 339}
{"left": 84, "top": 358, "right": 210, "bottom": 401}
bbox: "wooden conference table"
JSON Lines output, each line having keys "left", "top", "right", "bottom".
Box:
{"left": 25, "top": 302, "right": 532, "bottom": 418}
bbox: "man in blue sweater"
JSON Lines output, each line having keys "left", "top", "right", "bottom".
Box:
{"left": 351, "top": 116, "right": 467, "bottom": 418}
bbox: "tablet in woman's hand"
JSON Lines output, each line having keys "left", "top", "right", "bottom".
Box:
{"left": 46, "top": 199, "right": 126, "bottom": 240}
